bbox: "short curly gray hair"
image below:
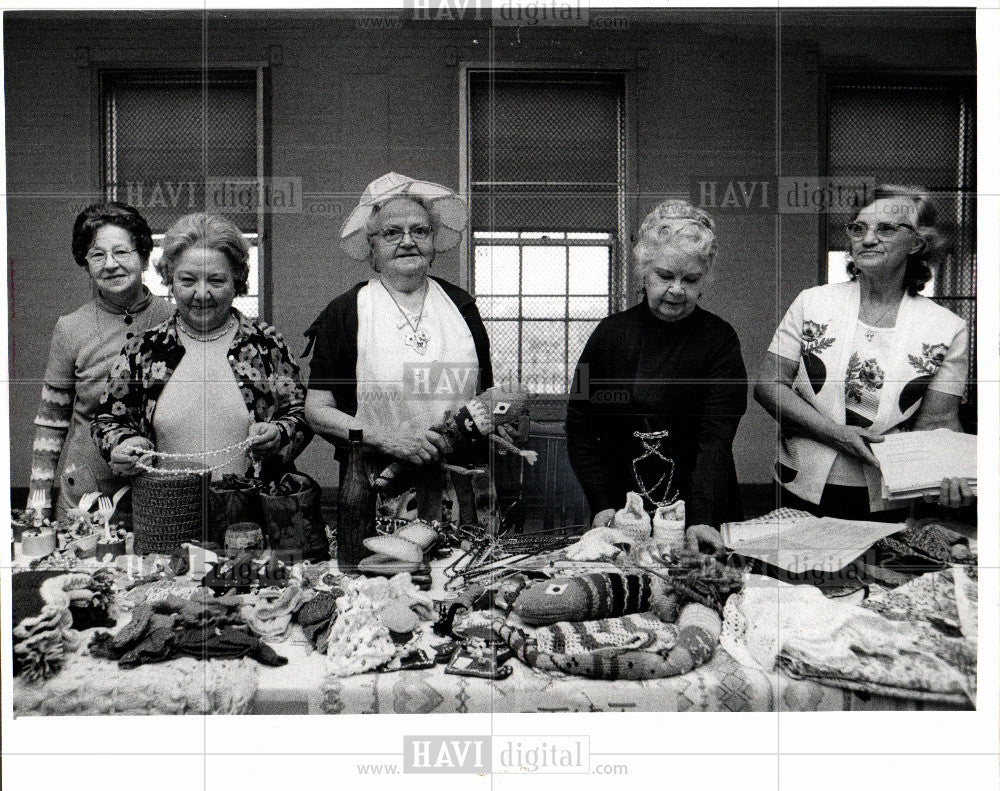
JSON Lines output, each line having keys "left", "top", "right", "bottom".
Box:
{"left": 634, "top": 199, "right": 717, "bottom": 275}
{"left": 156, "top": 213, "right": 251, "bottom": 296}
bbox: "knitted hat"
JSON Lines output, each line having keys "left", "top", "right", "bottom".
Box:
{"left": 339, "top": 172, "right": 469, "bottom": 261}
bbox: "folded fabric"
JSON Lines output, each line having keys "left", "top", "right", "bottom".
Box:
{"left": 363, "top": 535, "right": 423, "bottom": 563}
{"left": 563, "top": 527, "right": 631, "bottom": 562}
{"left": 722, "top": 573, "right": 976, "bottom": 704}
{"left": 721, "top": 509, "right": 904, "bottom": 572}
{"left": 324, "top": 573, "right": 433, "bottom": 675}
{"left": 496, "top": 603, "right": 721, "bottom": 680}
{"left": 11, "top": 569, "right": 115, "bottom": 681}
{"left": 240, "top": 584, "right": 304, "bottom": 639}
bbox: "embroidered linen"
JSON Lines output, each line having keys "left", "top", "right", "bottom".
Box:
{"left": 722, "top": 573, "right": 976, "bottom": 704}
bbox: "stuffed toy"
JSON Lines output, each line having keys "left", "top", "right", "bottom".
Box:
{"left": 495, "top": 602, "right": 721, "bottom": 680}
{"left": 371, "top": 386, "right": 538, "bottom": 498}
{"left": 511, "top": 572, "right": 659, "bottom": 626}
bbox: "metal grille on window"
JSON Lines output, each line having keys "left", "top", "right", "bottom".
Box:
{"left": 101, "top": 71, "right": 263, "bottom": 318}
{"left": 469, "top": 72, "right": 627, "bottom": 395}
{"left": 826, "top": 81, "right": 977, "bottom": 413}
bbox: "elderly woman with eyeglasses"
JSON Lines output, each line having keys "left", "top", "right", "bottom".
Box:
{"left": 92, "top": 212, "right": 311, "bottom": 482}
{"left": 303, "top": 173, "right": 494, "bottom": 523}
{"left": 566, "top": 199, "right": 748, "bottom": 553}
{"left": 27, "top": 203, "right": 174, "bottom": 521}
{"left": 754, "top": 184, "right": 973, "bottom": 518}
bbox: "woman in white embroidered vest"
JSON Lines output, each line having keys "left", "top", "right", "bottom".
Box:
{"left": 28, "top": 203, "right": 174, "bottom": 522}
{"left": 302, "top": 173, "right": 495, "bottom": 524}
{"left": 754, "top": 184, "right": 974, "bottom": 519}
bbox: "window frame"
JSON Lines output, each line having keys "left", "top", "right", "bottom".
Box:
{"left": 96, "top": 65, "right": 271, "bottom": 321}
{"left": 459, "top": 65, "right": 633, "bottom": 393}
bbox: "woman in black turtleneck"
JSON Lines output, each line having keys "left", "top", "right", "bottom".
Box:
{"left": 566, "top": 200, "right": 747, "bottom": 552}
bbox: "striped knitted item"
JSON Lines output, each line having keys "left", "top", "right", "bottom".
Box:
{"left": 534, "top": 611, "right": 677, "bottom": 655}
{"left": 512, "top": 572, "right": 654, "bottom": 626}
{"left": 495, "top": 603, "right": 721, "bottom": 680}
{"left": 29, "top": 384, "right": 74, "bottom": 511}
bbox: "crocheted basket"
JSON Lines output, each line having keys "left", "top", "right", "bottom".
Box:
{"left": 133, "top": 472, "right": 209, "bottom": 555}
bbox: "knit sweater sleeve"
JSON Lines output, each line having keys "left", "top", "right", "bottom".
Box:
{"left": 29, "top": 318, "right": 78, "bottom": 512}
{"left": 565, "top": 321, "right": 616, "bottom": 516}
{"left": 685, "top": 324, "right": 748, "bottom": 527}
{"left": 29, "top": 384, "right": 74, "bottom": 513}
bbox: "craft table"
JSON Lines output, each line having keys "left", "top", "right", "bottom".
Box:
{"left": 248, "top": 628, "right": 969, "bottom": 715}
{"left": 12, "top": 545, "right": 975, "bottom": 715}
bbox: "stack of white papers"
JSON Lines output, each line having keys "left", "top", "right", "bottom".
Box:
{"left": 871, "top": 429, "right": 977, "bottom": 501}
{"left": 721, "top": 510, "right": 904, "bottom": 573}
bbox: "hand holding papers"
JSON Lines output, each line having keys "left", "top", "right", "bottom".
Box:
{"left": 871, "top": 429, "right": 977, "bottom": 501}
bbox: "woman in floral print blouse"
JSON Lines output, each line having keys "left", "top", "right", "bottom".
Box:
{"left": 92, "top": 213, "right": 311, "bottom": 481}
{"left": 754, "top": 185, "right": 973, "bottom": 519}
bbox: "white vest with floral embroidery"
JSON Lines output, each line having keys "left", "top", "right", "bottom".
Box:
{"left": 774, "top": 280, "right": 966, "bottom": 506}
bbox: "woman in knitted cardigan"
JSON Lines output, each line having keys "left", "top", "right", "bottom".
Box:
{"left": 28, "top": 203, "right": 173, "bottom": 521}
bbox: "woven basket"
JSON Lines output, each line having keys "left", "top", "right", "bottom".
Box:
{"left": 133, "top": 472, "right": 209, "bottom": 554}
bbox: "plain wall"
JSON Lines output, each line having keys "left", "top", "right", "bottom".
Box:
{"left": 4, "top": 8, "right": 976, "bottom": 490}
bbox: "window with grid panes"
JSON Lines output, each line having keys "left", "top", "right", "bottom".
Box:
{"left": 468, "top": 72, "right": 627, "bottom": 394}
{"left": 824, "top": 79, "right": 976, "bottom": 418}
{"left": 101, "top": 71, "right": 263, "bottom": 318}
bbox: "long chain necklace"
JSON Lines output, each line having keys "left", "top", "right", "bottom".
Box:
{"left": 134, "top": 437, "right": 257, "bottom": 476}
{"left": 382, "top": 281, "right": 430, "bottom": 354}
{"left": 178, "top": 315, "right": 236, "bottom": 343}
{"left": 631, "top": 429, "right": 677, "bottom": 508}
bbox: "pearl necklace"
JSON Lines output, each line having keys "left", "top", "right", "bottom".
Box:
{"left": 178, "top": 315, "right": 236, "bottom": 343}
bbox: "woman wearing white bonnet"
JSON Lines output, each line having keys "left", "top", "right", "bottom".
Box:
{"left": 303, "top": 173, "right": 494, "bottom": 532}
{"left": 566, "top": 198, "right": 748, "bottom": 553}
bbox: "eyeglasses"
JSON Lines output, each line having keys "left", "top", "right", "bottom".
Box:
{"left": 844, "top": 221, "right": 915, "bottom": 242}
{"left": 369, "top": 225, "right": 433, "bottom": 244}
{"left": 86, "top": 247, "right": 139, "bottom": 266}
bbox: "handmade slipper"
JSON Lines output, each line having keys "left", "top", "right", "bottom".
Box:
{"left": 394, "top": 523, "right": 437, "bottom": 551}
{"left": 358, "top": 554, "right": 421, "bottom": 575}
{"left": 362, "top": 536, "right": 423, "bottom": 564}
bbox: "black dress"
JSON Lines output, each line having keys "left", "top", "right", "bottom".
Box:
{"left": 565, "top": 301, "right": 747, "bottom": 528}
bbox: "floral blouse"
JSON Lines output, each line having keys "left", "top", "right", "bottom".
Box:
{"left": 92, "top": 310, "right": 311, "bottom": 475}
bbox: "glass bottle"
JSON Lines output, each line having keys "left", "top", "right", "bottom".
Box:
{"left": 336, "top": 428, "right": 377, "bottom": 573}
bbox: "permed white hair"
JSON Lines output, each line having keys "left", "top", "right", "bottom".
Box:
{"left": 633, "top": 199, "right": 717, "bottom": 275}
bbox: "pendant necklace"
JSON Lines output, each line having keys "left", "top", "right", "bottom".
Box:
{"left": 863, "top": 301, "right": 898, "bottom": 342}
{"left": 383, "top": 281, "right": 430, "bottom": 354}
